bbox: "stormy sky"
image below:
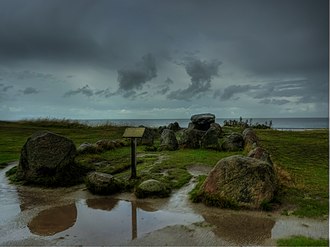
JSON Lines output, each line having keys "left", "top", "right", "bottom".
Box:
{"left": 0, "top": 0, "right": 328, "bottom": 120}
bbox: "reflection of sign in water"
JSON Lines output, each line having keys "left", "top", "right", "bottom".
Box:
{"left": 123, "top": 128, "right": 145, "bottom": 179}
{"left": 131, "top": 201, "right": 137, "bottom": 240}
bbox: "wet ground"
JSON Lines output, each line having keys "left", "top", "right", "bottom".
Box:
{"left": 0, "top": 162, "right": 328, "bottom": 246}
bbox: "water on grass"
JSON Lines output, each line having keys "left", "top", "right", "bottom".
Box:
{"left": 0, "top": 163, "right": 328, "bottom": 246}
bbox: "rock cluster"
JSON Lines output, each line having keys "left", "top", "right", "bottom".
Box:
{"left": 77, "top": 139, "right": 129, "bottom": 154}
{"left": 179, "top": 113, "right": 222, "bottom": 149}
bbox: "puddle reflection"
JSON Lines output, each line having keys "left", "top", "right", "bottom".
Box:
{"left": 203, "top": 213, "right": 275, "bottom": 245}
{"left": 28, "top": 204, "right": 77, "bottom": 236}
{"left": 27, "top": 197, "right": 203, "bottom": 243}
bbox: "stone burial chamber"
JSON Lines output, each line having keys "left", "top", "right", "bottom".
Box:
{"left": 177, "top": 113, "right": 223, "bottom": 150}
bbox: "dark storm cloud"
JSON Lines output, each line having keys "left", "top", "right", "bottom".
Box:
{"left": 117, "top": 54, "right": 157, "bottom": 92}
{"left": 63, "top": 85, "right": 93, "bottom": 97}
{"left": 3, "top": 85, "right": 13, "bottom": 92}
{"left": 0, "top": 0, "right": 328, "bottom": 119}
{"left": 216, "top": 0, "right": 329, "bottom": 77}
{"left": 0, "top": 84, "right": 13, "bottom": 92}
{"left": 0, "top": 0, "right": 327, "bottom": 77}
{"left": 156, "top": 77, "right": 174, "bottom": 95}
{"left": 168, "top": 57, "right": 221, "bottom": 100}
{"left": 22, "top": 87, "right": 39, "bottom": 95}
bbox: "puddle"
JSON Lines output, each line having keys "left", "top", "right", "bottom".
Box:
{"left": 203, "top": 213, "right": 275, "bottom": 245}
{"left": 24, "top": 198, "right": 203, "bottom": 245}
{"left": 0, "top": 162, "right": 328, "bottom": 246}
{"left": 28, "top": 204, "right": 77, "bottom": 236}
{"left": 0, "top": 164, "right": 20, "bottom": 224}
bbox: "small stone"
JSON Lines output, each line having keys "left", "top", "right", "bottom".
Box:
{"left": 86, "top": 172, "right": 123, "bottom": 195}
{"left": 135, "top": 179, "right": 171, "bottom": 198}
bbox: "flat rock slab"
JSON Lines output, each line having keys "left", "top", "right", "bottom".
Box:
{"left": 191, "top": 113, "right": 216, "bottom": 124}
{"left": 190, "top": 113, "right": 216, "bottom": 131}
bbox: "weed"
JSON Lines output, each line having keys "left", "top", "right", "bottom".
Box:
{"left": 277, "top": 235, "right": 329, "bottom": 246}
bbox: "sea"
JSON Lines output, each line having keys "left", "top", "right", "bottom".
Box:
{"left": 78, "top": 117, "right": 329, "bottom": 130}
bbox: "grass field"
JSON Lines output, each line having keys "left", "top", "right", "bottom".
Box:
{"left": 256, "top": 129, "right": 329, "bottom": 218}
{"left": 0, "top": 119, "right": 328, "bottom": 218}
{"left": 277, "top": 235, "right": 329, "bottom": 246}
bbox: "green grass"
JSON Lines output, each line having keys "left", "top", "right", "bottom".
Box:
{"left": 189, "top": 175, "right": 207, "bottom": 202}
{"left": 277, "top": 235, "right": 329, "bottom": 246}
{"left": 0, "top": 120, "right": 328, "bottom": 218}
{"left": 256, "top": 129, "right": 329, "bottom": 218}
{"left": 0, "top": 119, "right": 128, "bottom": 164}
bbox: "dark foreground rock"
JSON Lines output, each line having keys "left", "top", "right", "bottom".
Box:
{"left": 86, "top": 172, "right": 123, "bottom": 195}
{"left": 17, "top": 131, "right": 84, "bottom": 186}
{"left": 135, "top": 179, "right": 171, "bottom": 198}
{"left": 200, "top": 155, "right": 277, "bottom": 209}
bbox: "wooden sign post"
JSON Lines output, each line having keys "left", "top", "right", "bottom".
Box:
{"left": 123, "top": 127, "right": 145, "bottom": 179}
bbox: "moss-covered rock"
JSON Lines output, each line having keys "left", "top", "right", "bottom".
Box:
{"left": 135, "top": 179, "right": 171, "bottom": 198}
{"left": 199, "top": 155, "right": 277, "bottom": 209}
{"left": 159, "top": 129, "right": 178, "bottom": 151}
{"left": 16, "top": 131, "right": 86, "bottom": 186}
{"left": 86, "top": 172, "right": 124, "bottom": 195}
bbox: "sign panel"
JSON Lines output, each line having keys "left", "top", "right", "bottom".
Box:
{"left": 122, "top": 127, "right": 145, "bottom": 138}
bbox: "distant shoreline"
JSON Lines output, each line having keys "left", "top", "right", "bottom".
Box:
{"left": 76, "top": 117, "right": 329, "bottom": 130}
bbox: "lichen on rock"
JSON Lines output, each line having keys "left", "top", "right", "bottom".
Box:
{"left": 199, "top": 155, "right": 277, "bottom": 209}
{"left": 135, "top": 179, "right": 171, "bottom": 198}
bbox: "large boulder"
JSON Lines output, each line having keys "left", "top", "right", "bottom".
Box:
{"left": 135, "top": 179, "right": 171, "bottom": 198}
{"left": 242, "top": 128, "right": 259, "bottom": 151}
{"left": 200, "top": 155, "right": 277, "bottom": 209}
{"left": 201, "top": 125, "right": 221, "bottom": 150}
{"left": 179, "top": 128, "right": 205, "bottom": 149}
{"left": 17, "top": 131, "right": 79, "bottom": 186}
{"left": 221, "top": 133, "right": 244, "bottom": 151}
{"left": 86, "top": 172, "right": 123, "bottom": 195}
{"left": 190, "top": 113, "right": 216, "bottom": 131}
{"left": 159, "top": 129, "right": 178, "bottom": 151}
{"left": 139, "top": 127, "right": 155, "bottom": 146}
